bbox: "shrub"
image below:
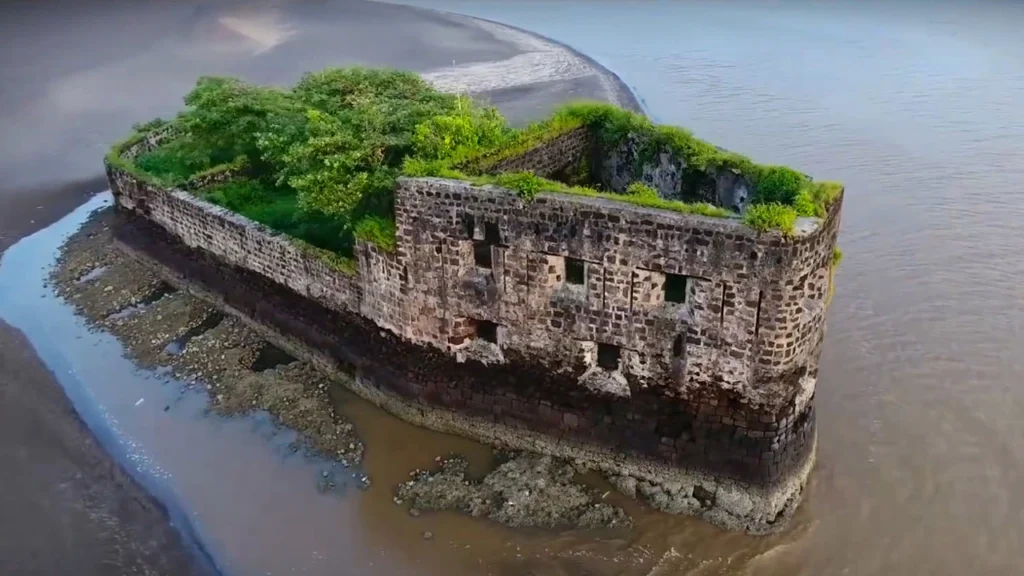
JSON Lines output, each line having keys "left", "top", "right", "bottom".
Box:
{"left": 353, "top": 215, "right": 397, "bottom": 252}
{"left": 810, "top": 181, "right": 843, "bottom": 212}
{"left": 494, "top": 172, "right": 543, "bottom": 201}
{"left": 792, "top": 187, "right": 819, "bottom": 217}
{"left": 454, "top": 113, "right": 584, "bottom": 175}
{"left": 200, "top": 179, "right": 274, "bottom": 212}
{"left": 743, "top": 203, "right": 797, "bottom": 235}
{"left": 400, "top": 157, "right": 444, "bottom": 178}
{"left": 181, "top": 76, "right": 308, "bottom": 172}
{"left": 754, "top": 166, "right": 806, "bottom": 205}
{"left": 284, "top": 108, "right": 399, "bottom": 219}
{"left": 626, "top": 181, "right": 659, "bottom": 200}
{"left": 131, "top": 117, "right": 168, "bottom": 133}
{"left": 293, "top": 67, "right": 453, "bottom": 119}
{"left": 832, "top": 247, "right": 843, "bottom": 267}
{"left": 552, "top": 102, "right": 651, "bottom": 148}
{"left": 411, "top": 97, "right": 510, "bottom": 160}
{"left": 133, "top": 135, "right": 213, "bottom": 185}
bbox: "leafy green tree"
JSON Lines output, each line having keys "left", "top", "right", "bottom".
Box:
{"left": 181, "top": 76, "right": 307, "bottom": 172}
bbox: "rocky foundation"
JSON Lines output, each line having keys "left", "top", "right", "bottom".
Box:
{"left": 50, "top": 210, "right": 364, "bottom": 467}
{"left": 396, "top": 453, "right": 631, "bottom": 530}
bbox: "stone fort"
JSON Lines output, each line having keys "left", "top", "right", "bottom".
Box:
{"left": 108, "top": 122, "right": 842, "bottom": 533}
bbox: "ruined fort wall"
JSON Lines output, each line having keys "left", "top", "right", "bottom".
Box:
{"left": 107, "top": 168, "right": 366, "bottom": 317}
{"left": 106, "top": 142, "right": 840, "bottom": 532}
{"left": 596, "top": 132, "right": 758, "bottom": 212}
{"left": 392, "top": 178, "right": 837, "bottom": 483}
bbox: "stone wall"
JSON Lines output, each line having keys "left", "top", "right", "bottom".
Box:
{"left": 389, "top": 178, "right": 838, "bottom": 485}
{"left": 106, "top": 132, "right": 841, "bottom": 532}
{"left": 107, "top": 168, "right": 365, "bottom": 318}
{"left": 596, "top": 132, "right": 756, "bottom": 212}
{"left": 460, "top": 125, "right": 592, "bottom": 180}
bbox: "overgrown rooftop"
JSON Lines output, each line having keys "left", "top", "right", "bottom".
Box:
{"left": 108, "top": 67, "right": 842, "bottom": 261}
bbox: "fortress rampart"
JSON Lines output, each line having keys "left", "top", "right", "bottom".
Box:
{"left": 107, "top": 121, "right": 841, "bottom": 533}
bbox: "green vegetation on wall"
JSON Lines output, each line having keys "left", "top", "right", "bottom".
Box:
{"left": 109, "top": 67, "right": 842, "bottom": 262}
{"left": 549, "top": 102, "right": 843, "bottom": 235}
{"left": 113, "top": 68, "right": 509, "bottom": 258}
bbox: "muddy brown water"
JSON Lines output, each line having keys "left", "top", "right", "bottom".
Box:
{"left": 4, "top": 0, "right": 1024, "bottom": 574}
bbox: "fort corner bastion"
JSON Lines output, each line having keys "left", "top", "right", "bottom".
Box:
{"left": 107, "top": 113, "right": 842, "bottom": 533}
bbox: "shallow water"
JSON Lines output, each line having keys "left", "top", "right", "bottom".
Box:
{"left": 5, "top": 0, "right": 1024, "bottom": 573}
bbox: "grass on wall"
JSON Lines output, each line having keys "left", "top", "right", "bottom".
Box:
{"left": 111, "top": 67, "right": 842, "bottom": 264}
{"left": 551, "top": 102, "right": 842, "bottom": 222}
{"left": 401, "top": 160, "right": 734, "bottom": 219}
{"left": 742, "top": 203, "right": 798, "bottom": 234}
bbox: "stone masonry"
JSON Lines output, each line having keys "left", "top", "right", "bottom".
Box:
{"left": 106, "top": 125, "right": 842, "bottom": 533}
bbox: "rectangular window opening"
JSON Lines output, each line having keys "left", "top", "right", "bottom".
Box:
{"left": 754, "top": 290, "right": 764, "bottom": 337}
{"left": 566, "top": 257, "right": 586, "bottom": 285}
{"left": 474, "top": 243, "right": 493, "bottom": 268}
{"left": 664, "top": 273, "right": 690, "bottom": 304}
{"left": 473, "top": 221, "right": 500, "bottom": 269}
{"left": 597, "top": 343, "right": 621, "bottom": 370}
{"left": 464, "top": 214, "right": 476, "bottom": 239}
{"left": 477, "top": 320, "right": 499, "bottom": 344}
{"left": 719, "top": 282, "right": 727, "bottom": 328}
{"left": 484, "top": 222, "right": 501, "bottom": 244}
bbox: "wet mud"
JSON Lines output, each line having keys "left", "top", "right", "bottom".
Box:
{"left": 50, "top": 209, "right": 364, "bottom": 466}
{"left": 397, "top": 453, "right": 631, "bottom": 530}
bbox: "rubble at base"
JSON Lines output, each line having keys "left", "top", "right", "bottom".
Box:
{"left": 396, "top": 453, "right": 631, "bottom": 530}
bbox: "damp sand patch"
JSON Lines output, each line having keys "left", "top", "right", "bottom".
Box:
{"left": 396, "top": 453, "right": 631, "bottom": 530}
{"left": 50, "top": 208, "right": 363, "bottom": 465}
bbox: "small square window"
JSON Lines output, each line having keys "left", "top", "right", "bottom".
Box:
{"left": 474, "top": 243, "right": 493, "bottom": 268}
{"left": 566, "top": 258, "right": 585, "bottom": 285}
{"left": 664, "top": 273, "right": 689, "bottom": 303}
{"left": 597, "top": 343, "right": 620, "bottom": 370}
{"left": 477, "top": 320, "right": 499, "bottom": 344}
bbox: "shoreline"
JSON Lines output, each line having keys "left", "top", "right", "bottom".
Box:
{"left": 465, "top": 13, "right": 648, "bottom": 114}
{"left": 404, "top": 3, "right": 647, "bottom": 114}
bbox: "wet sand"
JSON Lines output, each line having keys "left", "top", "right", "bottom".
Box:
{"left": 0, "top": 1, "right": 635, "bottom": 572}
{"left": 0, "top": 318, "right": 215, "bottom": 575}
{"left": 1, "top": 176, "right": 215, "bottom": 574}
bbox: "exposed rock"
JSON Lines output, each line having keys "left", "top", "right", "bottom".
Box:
{"left": 50, "top": 209, "right": 363, "bottom": 465}
{"left": 396, "top": 454, "right": 631, "bottom": 530}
